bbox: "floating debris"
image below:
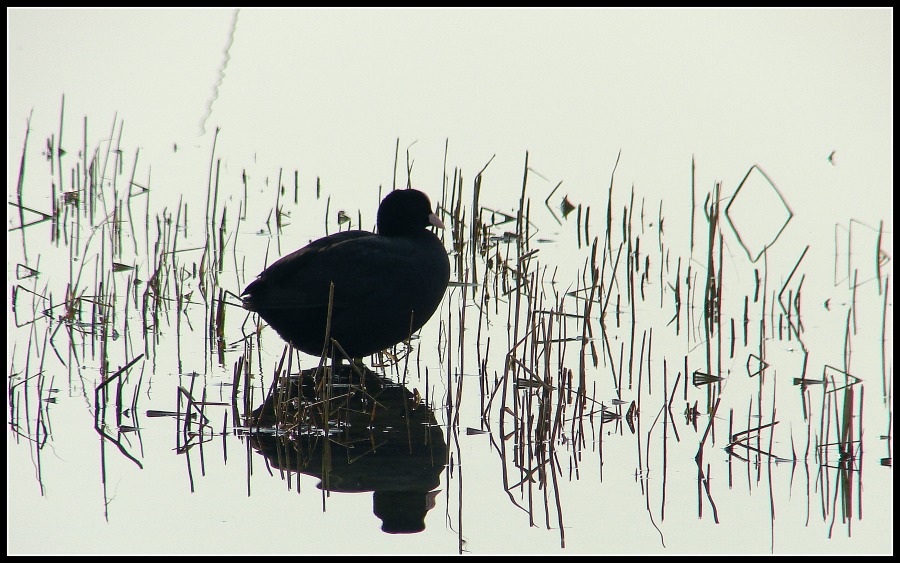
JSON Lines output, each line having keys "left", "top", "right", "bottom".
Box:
{"left": 692, "top": 370, "right": 723, "bottom": 387}
{"left": 560, "top": 196, "right": 576, "bottom": 219}
{"left": 793, "top": 377, "right": 825, "bottom": 387}
{"left": 600, "top": 410, "right": 620, "bottom": 423}
{"left": 684, "top": 401, "right": 700, "bottom": 429}
{"left": 746, "top": 354, "right": 769, "bottom": 378}
{"left": 625, "top": 400, "right": 637, "bottom": 434}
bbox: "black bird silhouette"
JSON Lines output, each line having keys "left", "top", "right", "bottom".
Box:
{"left": 242, "top": 189, "right": 450, "bottom": 358}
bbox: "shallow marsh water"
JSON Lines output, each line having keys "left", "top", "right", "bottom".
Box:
{"left": 7, "top": 9, "right": 892, "bottom": 555}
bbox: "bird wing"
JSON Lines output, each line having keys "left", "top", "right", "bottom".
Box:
{"left": 242, "top": 231, "right": 414, "bottom": 311}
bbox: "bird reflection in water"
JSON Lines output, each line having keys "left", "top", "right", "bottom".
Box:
{"left": 248, "top": 364, "right": 447, "bottom": 534}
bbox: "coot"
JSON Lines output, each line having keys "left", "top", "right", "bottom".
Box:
{"left": 242, "top": 189, "right": 450, "bottom": 358}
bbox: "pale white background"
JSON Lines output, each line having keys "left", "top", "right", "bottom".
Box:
{"left": 9, "top": 9, "right": 892, "bottom": 226}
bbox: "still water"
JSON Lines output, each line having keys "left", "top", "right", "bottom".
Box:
{"left": 7, "top": 8, "right": 893, "bottom": 555}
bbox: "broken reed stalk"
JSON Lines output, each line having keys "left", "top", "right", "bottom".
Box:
{"left": 94, "top": 353, "right": 145, "bottom": 421}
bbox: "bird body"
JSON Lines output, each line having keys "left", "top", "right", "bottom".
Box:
{"left": 242, "top": 189, "right": 450, "bottom": 358}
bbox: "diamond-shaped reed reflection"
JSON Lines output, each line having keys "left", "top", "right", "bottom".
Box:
{"left": 725, "top": 165, "right": 793, "bottom": 262}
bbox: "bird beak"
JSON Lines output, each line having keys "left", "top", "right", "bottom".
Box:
{"left": 429, "top": 212, "right": 445, "bottom": 229}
